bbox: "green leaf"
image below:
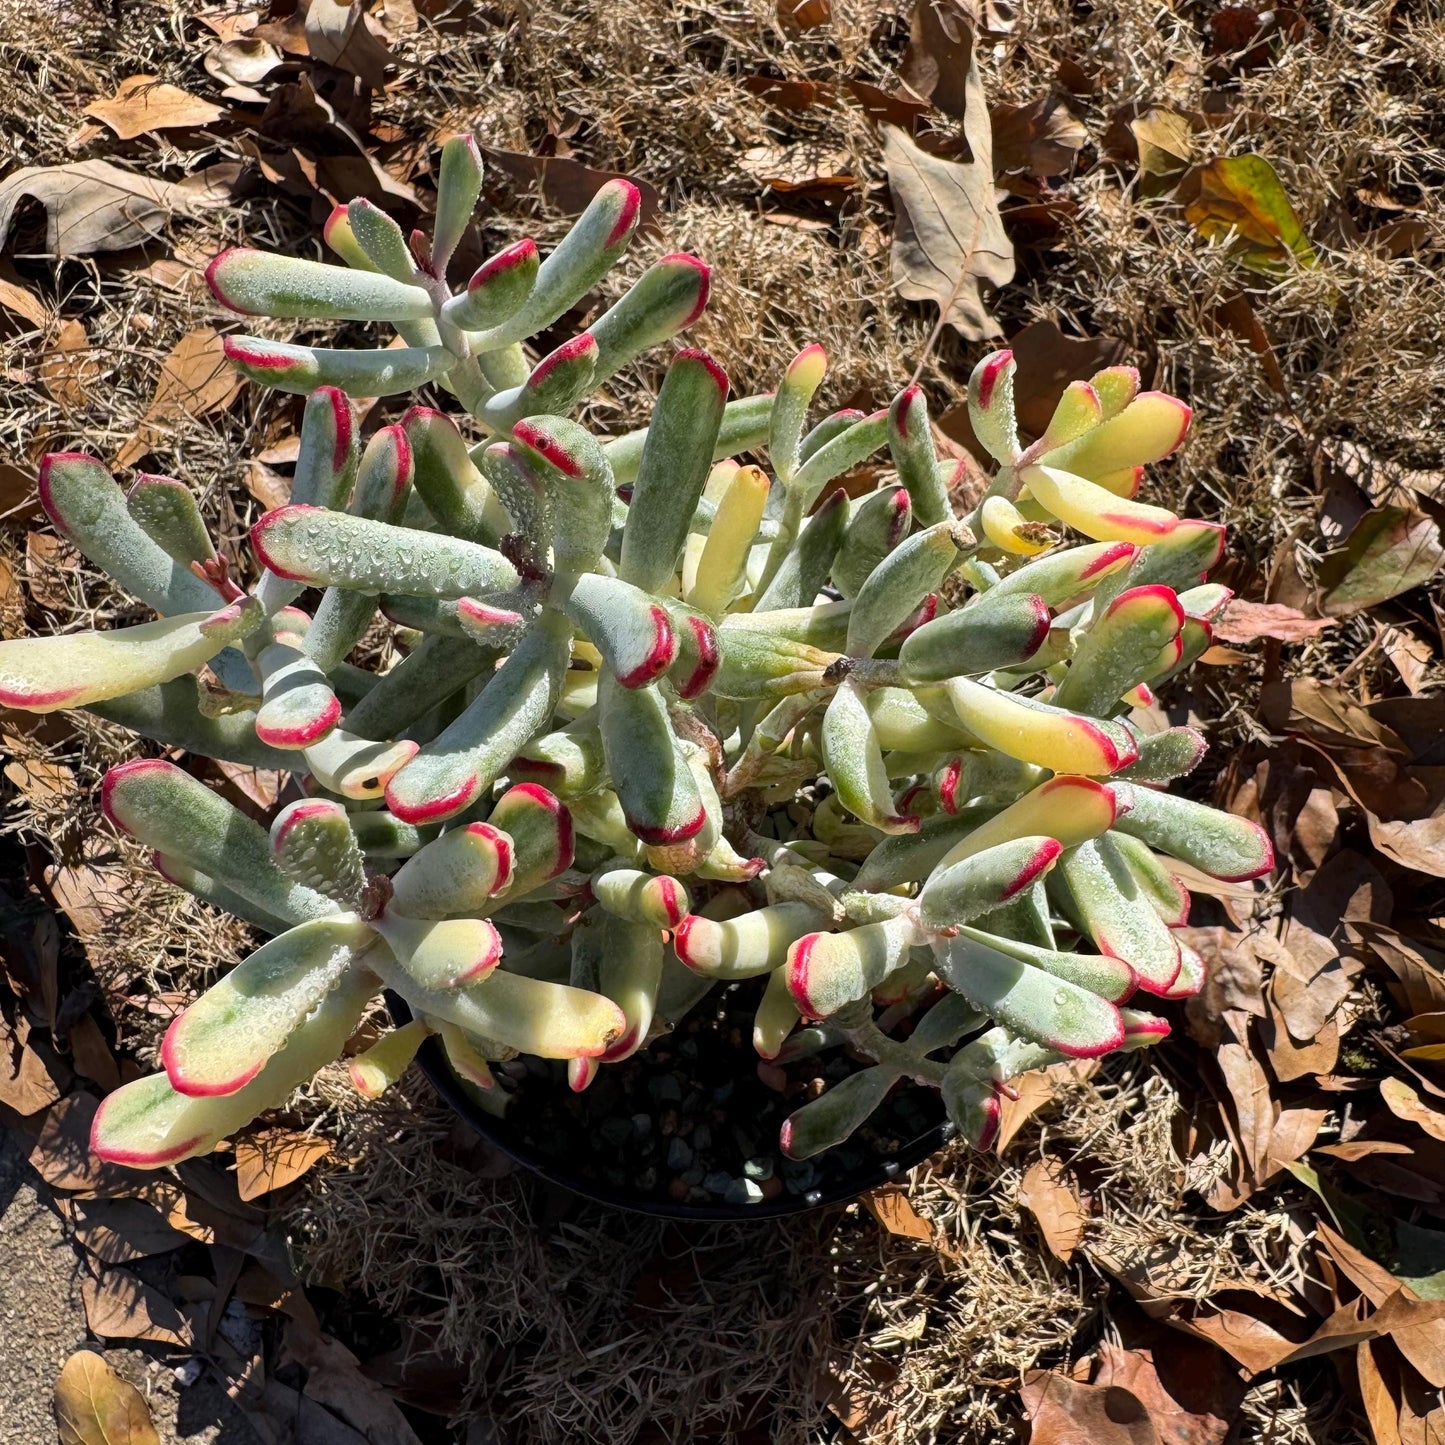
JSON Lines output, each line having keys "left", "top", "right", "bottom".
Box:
{"left": 1318, "top": 506, "right": 1445, "bottom": 617}
{"left": 1183, "top": 154, "right": 1317, "bottom": 274}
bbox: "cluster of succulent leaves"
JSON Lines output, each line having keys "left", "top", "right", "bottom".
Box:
{"left": 0, "top": 136, "right": 1273, "bottom": 1174}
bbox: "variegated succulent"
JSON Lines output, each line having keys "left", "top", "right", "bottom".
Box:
{"left": 0, "top": 136, "right": 1272, "bottom": 1178}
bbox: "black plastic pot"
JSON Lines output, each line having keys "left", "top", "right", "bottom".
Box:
{"left": 388, "top": 993, "right": 951, "bottom": 1221}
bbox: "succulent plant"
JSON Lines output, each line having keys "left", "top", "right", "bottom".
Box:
{"left": 0, "top": 136, "right": 1272, "bottom": 1177}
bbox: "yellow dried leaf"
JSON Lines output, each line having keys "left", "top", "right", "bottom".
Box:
{"left": 55, "top": 1351, "right": 160, "bottom": 1445}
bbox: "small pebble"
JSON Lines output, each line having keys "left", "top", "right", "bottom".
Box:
{"left": 743, "top": 1156, "right": 773, "bottom": 1182}
{"left": 761, "top": 1175, "right": 785, "bottom": 1201}
{"left": 691, "top": 1123, "right": 712, "bottom": 1151}
{"left": 724, "top": 1177, "right": 765, "bottom": 1205}
{"left": 703, "top": 1170, "right": 733, "bottom": 1195}
{"left": 600, "top": 1116, "right": 632, "bottom": 1146}
{"left": 711, "top": 1081, "right": 735, "bottom": 1104}
{"left": 631, "top": 1112, "right": 652, "bottom": 1137}
{"left": 682, "top": 1164, "right": 704, "bottom": 1186}
{"left": 174, "top": 1359, "right": 203, "bottom": 1388}
{"left": 757, "top": 1062, "right": 788, "bottom": 1093}
{"left": 668, "top": 1177, "right": 690, "bottom": 1203}
{"left": 667, "top": 1137, "right": 693, "bottom": 1170}
{"left": 649, "top": 1074, "right": 683, "bottom": 1104}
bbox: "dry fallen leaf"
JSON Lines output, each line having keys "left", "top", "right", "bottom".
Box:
{"left": 81, "top": 1269, "right": 190, "bottom": 1347}
{"left": 55, "top": 1351, "right": 160, "bottom": 1445}
{"left": 1018, "top": 1155, "right": 1088, "bottom": 1262}
{"left": 0, "top": 160, "right": 236, "bottom": 257}
{"left": 234, "top": 1128, "right": 333, "bottom": 1201}
{"left": 1381, "top": 1078, "right": 1445, "bottom": 1143}
{"left": 82, "top": 75, "right": 225, "bottom": 140}
{"left": 1214, "top": 600, "right": 1333, "bottom": 644}
{"left": 116, "top": 326, "right": 243, "bottom": 466}
{"left": 67, "top": 1197, "right": 194, "bottom": 1266}
{"left": 861, "top": 1184, "right": 936, "bottom": 1245}
{"left": 0, "top": 275, "right": 49, "bottom": 329}
{"left": 883, "top": 121, "right": 1014, "bottom": 340}
{"left": 204, "top": 37, "right": 284, "bottom": 102}
{"left": 1318, "top": 506, "right": 1445, "bottom": 617}
{"left": 39, "top": 319, "right": 101, "bottom": 409}
{"left": 304, "top": 0, "right": 393, "bottom": 90}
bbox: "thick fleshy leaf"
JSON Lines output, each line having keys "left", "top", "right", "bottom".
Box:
{"left": 592, "top": 912, "right": 665, "bottom": 1062}
{"left": 753, "top": 965, "right": 801, "bottom": 1060}
{"left": 846, "top": 520, "right": 972, "bottom": 658}
{"left": 787, "top": 913, "right": 921, "bottom": 1020}
{"left": 933, "top": 932, "right": 1125, "bottom": 1057}
{"left": 1019, "top": 463, "right": 1181, "bottom": 545}
{"left": 686, "top": 463, "right": 770, "bottom": 615}
{"left": 712, "top": 622, "right": 839, "bottom": 701}
{"left": 864, "top": 686, "right": 974, "bottom": 752}
{"left": 378, "top": 954, "right": 625, "bottom": 1060}
{"left": 887, "top": 383, "right": 950, "bottom": 525}
{"left": 345, "top": 198, "right": 422, "bottom": 281}
{"left": 511, "top": 716, "right": 606, "bottom": 796}
{"left": 344, "top": 634, "right": 498, "bottom": 744}
{"left": 953, "top": 925, "right": 1134, "bottom": 1003}
{"left": 562, "top": 572, "right": 677, "bottom": 687}
{"left": 799, "top": 408, "right": 865, "bottom": 463}
{"left": 374, "top": 912, "right": 503, "bottom": 989}
{"left": 252, "top": 506, "right": 518, "bottom": 597}
{"left": 931, "top": 750, "right": 1043, "bottom": 811}
{"left": 918, "top": 835, "right": 1063, "bottom": 930}
{"left": 511, "top": 416, "right": 615, "bottom": 577}
{"left": 756, "top": 487, "right": 849, "bottom": 613}
{"left": 269, "top": 799, "right": 366, "bottom": 906}
{"left": 207, "top": 247, "right": 434, "bottom": 321}
{"left": 932, "top": 775, "right": 1118, "bottom": 874}
{"left": 152, "top": 853, "right": 291, "bottom": 934}
{"left": 304, "top": 729, "right": 419, "bottom": 801}
{"left": 833, "top": 485, "right": 911, "bottom": 599}
{"left": 945, "top": 677, "right": 1137, "bottom": 775}
{"left": 402, "top": 406, "right": 509, "bottom": 546}
{"left": 323, "top": 203, "right": 377, "bottom": 271}
{"left": 1091, "top": 524, "right": 1227, "bottom": 615}
{"left": 430, "top": 132, "right": 484, "bottom": 276}
{"left": 87, "top": 682, "right": 294, "bottom": 770}
{"left": 781, "top": 1064, "right": 895, "bottom": 1160}
{"left": 1053, "top": 584, "right": 1184, "bottom": 716}
{"left": 103, "top": 759, "right": 336, "bottom": 924}
{"left": 480, "top": 333, "right": 600, "bottom": 431}
{"left": 979, "top": 494, "right": 1053, "bottom": 556}
{"left": 292, "top": 387, "right": 359, "bottom": 512}
{"left": 1052, "top": 836, "right": 1181, "bottom": 993}
{"left": 347, "top": 1019, "right": 430, "bottom": 1098}
{"left": 1110, "top": 781, "right": 1274, "bottom": 881}
{"left": 821, "top": 677, "right": 920, "bottom": 835}
{"left": 442, "top": 238, "right": 539, "bottom": 331}
{"left": 790, "top": 409, "right": 888, "bottom": 508}
{"left": 0, "top": 600, "right": 259, "bottom": 713}
{"left": 1036, "top": 380, "right": 1102, "bottom": 454}
{"left": 592, "top": 867, "right": 690, "bottom": 929}
{"left": 603, "top": 392, "right": 772, "bottom": 487}
{"left": 433, "top": 1021, "right": 498, "bottom": 1089}
{"left": 349, "top": 811, "right": 434, "bottom": 860}
{"left": 1036, "top": 391, "right": 1191, "bottom": 477}
{"left": 126, "top": 475, "right": 214, "bottom": 566}
{"left": 1113, "top": 726, "right": 1208, "bottom": 783}
{"left": 988, "top": 540, "right": 1137, "bottom": 606}
{"left": 658, "top": 598, "right": 721, "bottom": 700}
{"left": 673, "top": 902, "right": 829, "bottom": 979}
{"left": 486, "top": 783, "right": 575, "bottom": 897}
{"left": 386, "top": 611, "right": 571, "bottom": 823}
{"left": 162, "top": 915, "right": 373, "bottom": 1096}
{"left": 585, "top": 252, "right": 710, "bottom": 381}
{"left": 91, "top": 968, "right": 376, "bottom": 1167}
{"left": 967, "top": 350, "right": 1020, "bottom": 465}
{"left": 1163, "top": 940, "right": 1205, "bottom": 1000}
{"left": 617, "top": 349, "right": 728, "bottom": 594}
{"left": 597, "top": 671, "right": 705, "bottom": 844}
{"left": 1118, "top": 1008, "right": 1172, "bottom": 1047}
{"left": 1107, "top": 830, "right": 1191, "bottom": 926}
{"left": 769, "top": 343, "right": 826, "bottom": 483}
{"left": 467, "top": 178, "right": 641, "bottom": 347}
{"left": 388, "top": 823, "right": 514, "bottom": 917}
{"left": 254, "top": 639, "right": 340, "bottom": 749}
{"left": 224, "top": 335, "right": 451, "bottom": 395}
{"left": 899, "top": 590, "right": 1050, "bottom": 682}
{"left": 37, "top": 454, "right": 252, "bottom": 689}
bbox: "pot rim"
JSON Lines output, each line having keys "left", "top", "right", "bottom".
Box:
{"left": 387, "top": 993, "right": 953, "bottom": 1221}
